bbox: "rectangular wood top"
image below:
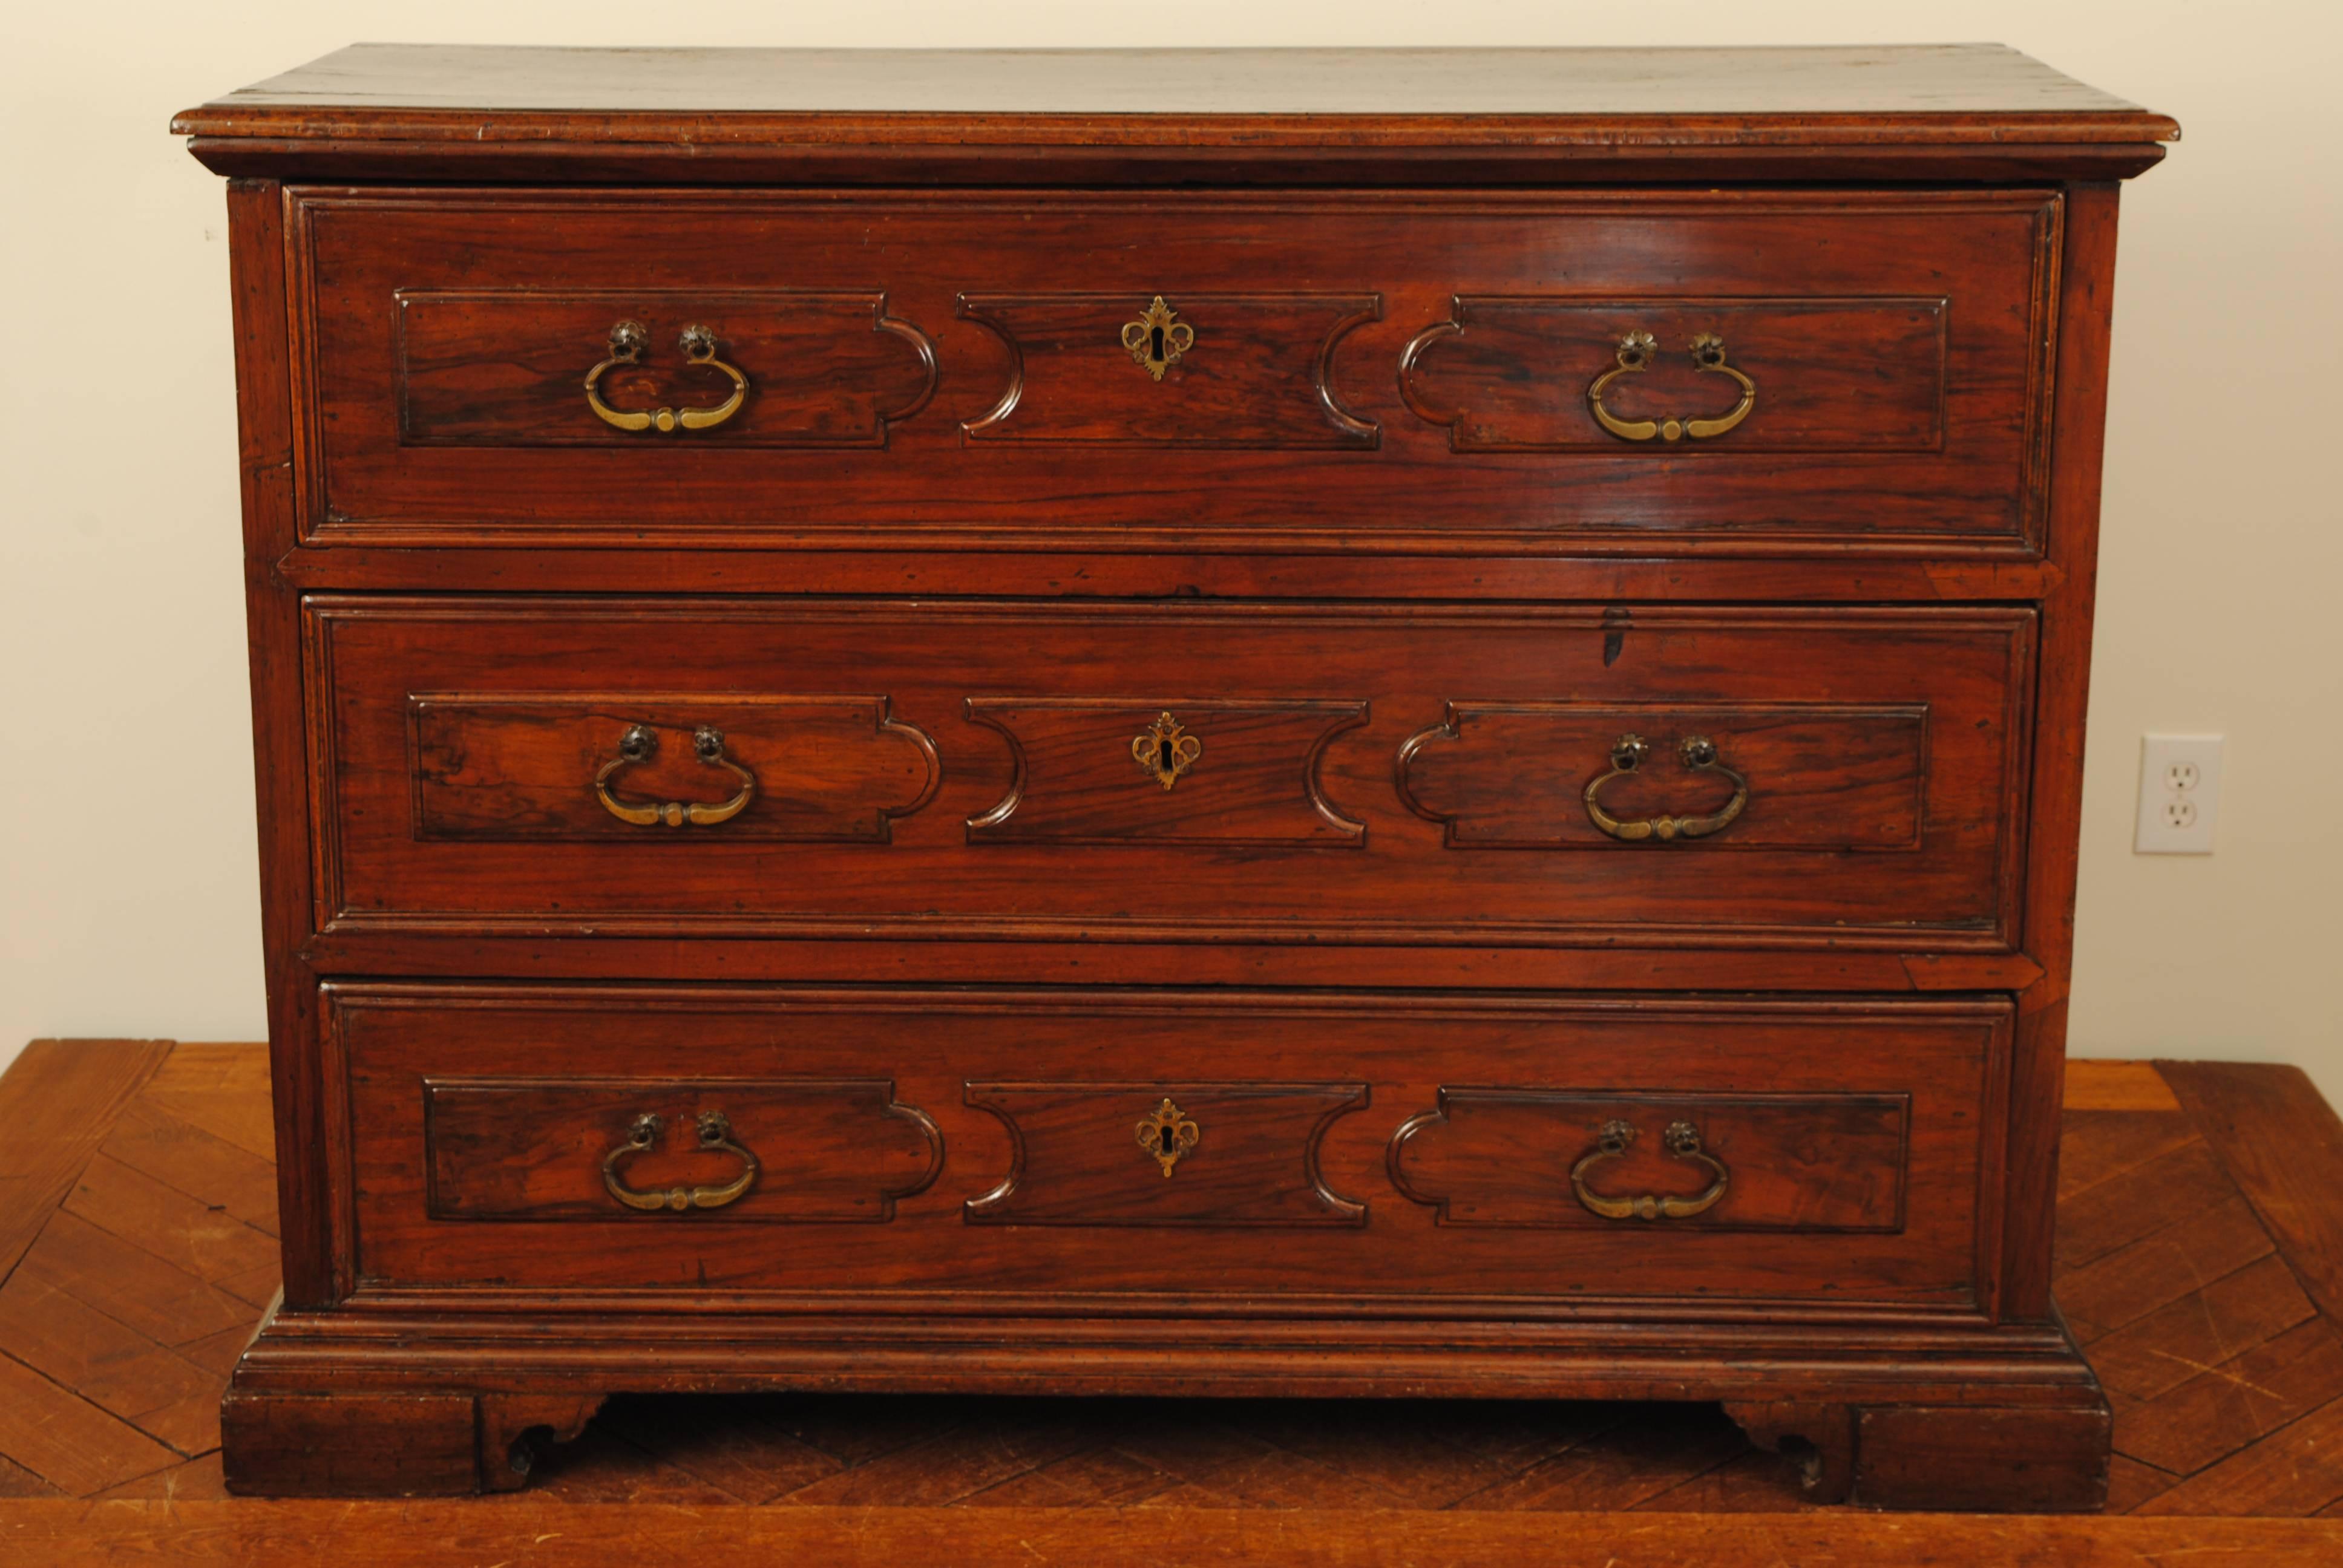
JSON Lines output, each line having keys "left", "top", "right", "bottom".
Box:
{"left": 179, "top": 43, "right": 2171, "bottom": 134}
{"left": 172, "top": 44, "right": 2175, "bottom": 184}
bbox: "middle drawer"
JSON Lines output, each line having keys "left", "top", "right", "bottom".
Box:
{"left": 307, "top": 597, "right": 2033, "bottom": 951}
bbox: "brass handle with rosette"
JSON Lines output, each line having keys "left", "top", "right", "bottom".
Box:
{"left": 594, "top": 724, "right": 755, "bottom": 828}
{"left": 601, "top": 1110, "right": 760, "bottom": 1212}
{"left": 1587, "top": 332, "right": 1756, "bottom": 443}
{"left": 583, "top": 319, "right": 749, "bottom": 433}
{"left": 1583, "top": 733, "right": 1748, "bottom": 843}
{"left": 1570, "top": 1119, "right": 1729, "bottom": 1221}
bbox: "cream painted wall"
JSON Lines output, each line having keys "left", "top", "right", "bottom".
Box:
{"left": 4, "top": 3, "right": 2338, "bottom": 1100}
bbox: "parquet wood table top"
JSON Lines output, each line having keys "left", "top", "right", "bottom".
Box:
{"left": 3, "top": 1044, "right": 2342, "bottom": 1558}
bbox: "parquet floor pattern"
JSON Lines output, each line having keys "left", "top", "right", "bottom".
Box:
{"left": 5, "top": 1042, "right": 2343, "bottom": 1520}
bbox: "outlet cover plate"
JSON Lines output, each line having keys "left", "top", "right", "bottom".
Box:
{"left": 2135, "top": 734, "right": 2223, "bottom": 854}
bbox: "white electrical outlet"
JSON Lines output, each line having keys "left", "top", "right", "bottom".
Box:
{"left": 2134, "top": 734, "right": 2223, "bottom": 854}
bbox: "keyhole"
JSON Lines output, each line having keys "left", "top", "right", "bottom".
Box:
{"left": 1158, "top": 1126, "right": 1176, "bottom": 1154}
{"left": 1158, "top": 738, "right": 1175, "bottom": 772}
{"left": 1150, "top": 324, "right": 1165, "bottom": 364}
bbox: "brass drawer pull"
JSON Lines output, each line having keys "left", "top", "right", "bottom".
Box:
{"left": 1583, "top": 733, "right": 1748, "bottom": 843}
{"left": 583, "top": 319, "right": 749, "bottom": 433}
{"left": 1121, "top": 296, "right": 1194, "bottom": 381}
{"left": 1137, "top": 1097, "right": 1201, "bottom": 1177}
{"left": 594, "top": 724, "right": 756, "bottom": 828}
{"left": 1587, "top": 331, "right": 1756, "bottom": 443}
{"left": 1570, "top": 1120, "right": 1729, "bottom": 1221}
{"left": 602, "top": 1110, "right": 760, "bottom": 1212}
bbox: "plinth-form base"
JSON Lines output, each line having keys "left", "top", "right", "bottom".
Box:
{"left": 219, "top": 1301, "right": 2110, "bottom": 1508}
{"left": 1726, "top": 1397, "right": 2112, "bottom": 1511}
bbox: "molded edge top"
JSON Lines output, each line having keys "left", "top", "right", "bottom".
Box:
{"left": 173, "top": 43, "right": 2179, "bottom": 149}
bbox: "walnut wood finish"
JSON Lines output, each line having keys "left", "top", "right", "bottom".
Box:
{"left": 963, "top": 1081, "right": 1370, "bottom": 1227}
{"left": 0, "top": 1042, "right": 174, "bottom": 1284}
{"left": 308, "top": 599, "right": 2033, "bottom": 949}
{"left": 26, "top": 1043, "right": 2343, "bottom": 1523}
{"left": 410, "top": 694, "right": 939, "bottom": 844}
{"left": 958, "top": 292, "right": 1381, "bottom": 448}
{"left": 396, "top": 290, "right": 936, "bottom": 448}
{"left": 1401, "top": 296, "right": 1950, "bottom": 453}
{"left": 173, "top": 43, "right": 2169, "bottom": 1506}
{"left": 289, "top": 191, "right": 2057, "bottom": 554}
{"left": 963, "top": 697, "right": 1367, "bottom": 847}
{"left": 172, "top": 43, "right": 2179, "bottom": 187}
{"left": 329, "top": 985, "right": 2004, "bottom": 1304}
{"left": 1391, "top": 1090, "right": 1910, "bottom": 1232}
{"left": 421, "top": 1078, "right": 942, "bottom": 1223}
{"left": 2157, "top": 1063, "right": 2343, "bottom": 1324}
{"left": 15, "top": 1505, "right": 2343, "bottom": 1567}
{"left": 1398, "top": 702, "right": 1929, "bottom": 851}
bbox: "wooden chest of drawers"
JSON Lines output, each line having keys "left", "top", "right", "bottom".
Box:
{"left": 175, "top": 44, "right": 2174, "bottom": 1508}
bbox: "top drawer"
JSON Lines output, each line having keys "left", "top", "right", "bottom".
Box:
{"left": 288, "top": 189, "right": 2061, "bottom": 556}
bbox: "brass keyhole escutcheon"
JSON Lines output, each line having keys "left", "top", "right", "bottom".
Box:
{"left": 1121, "top": 296, "right": 1194, "bottom": 381}
{"left": 1132, "top": 711, "right": 1202, "bottom": 791}
{"left": 1137, "top": 1097, "right": 1201, "bottom": 1177}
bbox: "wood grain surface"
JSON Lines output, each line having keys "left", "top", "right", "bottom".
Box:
{"left": 165, "top": 48, "right": 2175, "bottom": 1506}
{"left": 290, "top": 191, "right": 2058, "bottom": 551}
{"left": 181, "top": 44, "right": 2158, "bottom": 120}
{"left": 306, "top": 600, "right": 2034, "bottom": 951}
{"left": 10, "top": 1043, "right": 2343, "bottom": 1524}
{"left": 171, "top": 46, "right": 2178, "bottom": 188}
{"left": 0, "top": 1042, "right": 173, "bottom": 1283}
{"left": 326, "top": 987, "right": 2001, "bottom": 1302}
{"left": 2, "top": 1503, "right": 2338, "bottom": 1567}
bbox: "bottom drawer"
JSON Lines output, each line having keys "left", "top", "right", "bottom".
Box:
{"left": 331, "top": 984, "right": 2008, "bottom": 1308}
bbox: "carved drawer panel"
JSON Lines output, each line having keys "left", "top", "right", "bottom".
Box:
{"left": 1398, "top": 296, "right": 1947, "bottom": 452}
{"left": 395, "top": 290, "right": 936, "bottom": 447}
{"left": 308, "top": 597, "right": 2032, "bottom": 952}
{"left": 1390, "top": 1090, "right": 1909, "bottom": 1231}
{"left": 1397, "top": 703, "right": 1927, "bottom": 851}
{"left": 411, "top": 694, "right": 939, "bottom": 842}
{"left": 292, "top": 188, "right": 2056, "bottom": 555}
{"left": 957, "top": 292, "right": 1380, "bottom": 447}
{"left": 965, "top": 1082, "right": 1369, "bottom": 1226}
{"left": 329, "top": 984, "right": 2004, "bottom": 1306}
{"left": 423, "top": 1077, "right": 942, "bottom": 1223}
{"left": 963, "top": 698, "right": 1367, "bottom": 846}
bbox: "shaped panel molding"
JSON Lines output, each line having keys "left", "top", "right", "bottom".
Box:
{"left": 966, "top": 1081, "right": 1369, "bottom": 1227}
{"left": 424, "top": 1076, "right": 944, "bottom": 1223}
{"left": 411, "top": 693, "right": 940, "bottom": 843}
{"left": 966, "top": 697, "right": 1368, "bottom": 846}
{"left": 1399, "top": 296, "right": 1947, "bottom": 452}
{"left": 1389, "top": 1089, "right": 1910, "bottom": 1232}
{"left": 396, "top": 290, "right": 937, "bottom": 447}
{"left": 1396, "top": 702, "right": 1928, "bottom": 851}
{"left": 958, "top": 292, "right": 1381, "bottom": 447}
